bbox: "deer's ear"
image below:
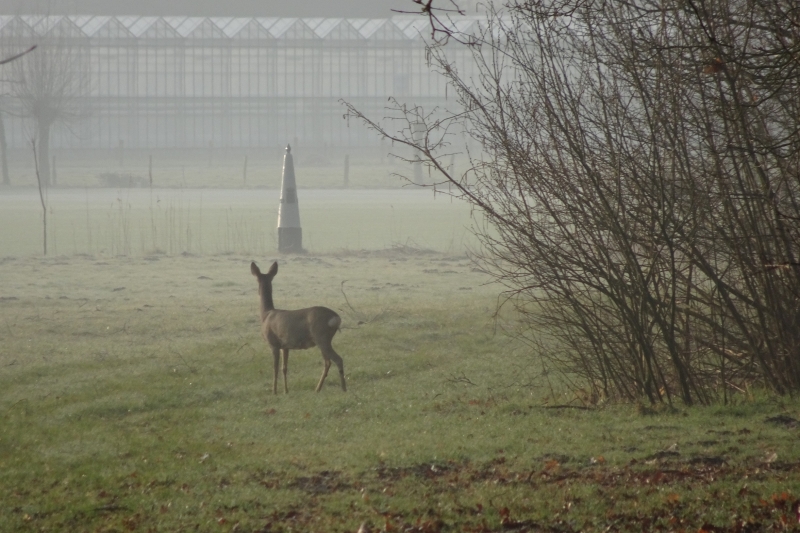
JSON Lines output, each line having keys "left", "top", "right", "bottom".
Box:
{"left": 250, "top": 262, "right": 261, "bottom": 277}
{"left": 268, "top": 261, "right": 278, "bottom": 277}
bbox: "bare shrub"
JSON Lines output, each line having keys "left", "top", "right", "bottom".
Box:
{"left": 347, "top": 0, "right": 800, "bottom": 404}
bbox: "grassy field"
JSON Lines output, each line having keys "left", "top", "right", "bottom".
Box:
{"left": 1, "top": 249, "right": 800, "bottom": 532}
{"left": 0, "top": 188, "right": 475, "bottom": 258}
{"left": 2, "top": 173, "right": 800, "bottom": 532}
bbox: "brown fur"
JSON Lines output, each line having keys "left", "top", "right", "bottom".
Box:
{"left": 251, "top": 261, "right": 346, "bottom": 394}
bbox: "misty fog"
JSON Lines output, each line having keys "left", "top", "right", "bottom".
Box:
{"left": 0, "top": 2, "right": 491, "bottom": 259}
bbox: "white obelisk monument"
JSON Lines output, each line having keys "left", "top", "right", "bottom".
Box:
{"left": 277, "top": 144, "right": 303, "bottom": 253}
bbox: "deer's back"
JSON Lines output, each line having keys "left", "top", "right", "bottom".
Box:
{"left": 262, "top": 306, "right": 341, "bottom": 350}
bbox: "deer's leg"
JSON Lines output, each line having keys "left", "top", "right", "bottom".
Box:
{"left": 271, "top": 346, "right": 280, "bottom": 395}
{"left": 316, "top": 354, "right": 332, "bottom": 393}
{"left": 282, "top": 349, "right": 290, "bottom": 394}
{"left": 319, "top": 345, "right": 346, "bottom": 392}
{"left": 329, "top": 349, "right": 347, "bottom": 392}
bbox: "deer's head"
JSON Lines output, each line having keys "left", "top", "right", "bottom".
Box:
{"left": 251, "top": 261, "right": 278, "bottom": 313}
{"left": 251, "top": 261, "right": 278, "bottom": 281}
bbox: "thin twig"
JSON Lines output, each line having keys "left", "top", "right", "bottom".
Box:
{"left": 340, "top": 280, "right": 359, "bottom": 316}
{"left": 171, "top": 349, "right": 197, "bottom": 374}
{"left": 339, "top": 280, "right": 390, "bottom": 327}
{"left": 391, "top": 0, "right": 474, "bottom": 44}
{"left": 236, "top": 342, "right": 251, "bottom": 354}
{"left": 447, "top": 371, "right": 476, "bottom": 386}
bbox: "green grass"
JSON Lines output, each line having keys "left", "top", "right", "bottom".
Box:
{"left": 2, "top": 253, "right": 800, "bottom": 532}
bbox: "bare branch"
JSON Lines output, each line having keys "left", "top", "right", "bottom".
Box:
{"left": 393, "top": 0, "right": 478, "bottom": 45}
{"left": 0, "top": 45, "right": 36, "bottom": 66}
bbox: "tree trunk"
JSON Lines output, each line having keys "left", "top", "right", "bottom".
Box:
{"left": 0, "top": 113, "right": 9, "bottom": 186}
{"left": 37, "top": 122, "right": 51, "bottom": 186}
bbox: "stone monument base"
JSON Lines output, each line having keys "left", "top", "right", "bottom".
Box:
{"left": 278, "top": 227, "right": 303, "bottom": 253}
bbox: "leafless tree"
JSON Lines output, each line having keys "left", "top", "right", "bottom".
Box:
{"left": 7, "top": 25, "right": 88, "bottom": 186}
{"left": 0, "top": 45, "right": 36, "bottom": 186}
{"left": 346, "top": 0, "right": 800, "bottom": 404}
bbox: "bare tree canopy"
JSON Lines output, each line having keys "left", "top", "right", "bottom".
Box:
{"left": 6, "top": 31, "right": 88, "bottom": 185}
{"left": 0, "top": 45, "right": 35, "bottom": 185}
{"left": 347, "top": 0, "right": 800, "bottom": 404}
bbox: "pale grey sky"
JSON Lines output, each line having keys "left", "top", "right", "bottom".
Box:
{"left": 0, "top": 0, "right": 418, "bottom": 17}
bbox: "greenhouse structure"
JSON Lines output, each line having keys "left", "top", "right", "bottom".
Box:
{"left": 0, "top": 15, "right": 479, "bottom": 152}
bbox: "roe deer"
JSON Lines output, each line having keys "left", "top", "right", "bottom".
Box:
{"left": 250, "top": 261, "right": 346, "bottom": 394}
